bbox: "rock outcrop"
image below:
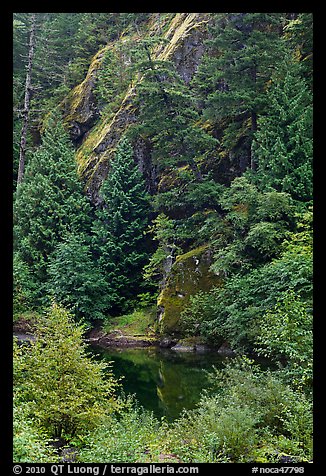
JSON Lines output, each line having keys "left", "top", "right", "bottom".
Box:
{"left": 157, "top": 245, "right": 222, "bottom": 334}
{"left": 59, "top": 14, "right": 224, "bottom": 336}
{"left": 61, "top": 13, "right": 210, "bottom": 204}
{"left": 60, "top": 46, "right": 108, "bottom": 145}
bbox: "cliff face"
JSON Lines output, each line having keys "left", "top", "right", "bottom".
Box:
{"left": 60, "top": 13, "right": 222, "bottom": 332}
{"left": 61, "top": 13, "right": 210, "bottom": 204}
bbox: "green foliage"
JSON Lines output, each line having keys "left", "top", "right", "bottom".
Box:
{"left": 48, "top": 233, "right": 108, "bottom": 322}
{"left": 164, "top": 402, "right": 252, "bottom": 462}
{"left": 13, "top": 252, "right": 37, "bottom": 317}
{"left": 283, "top": 13, "right": 313, "bottom": 86}
{"left": 255, "top": 290, "right": 312, "bottom": 391}
{"left": 102, "top": 306, "right": 157, "bottom": 336}
{"left": 92, "top": 137, "right": 150, "bottom": 314}
{"left": 13, "top": 401, "right": 59, "bottom": 463}
{"left": 163, "top": 358, "right": 312, "bottom": 463}
{"left": 252, "top": 60, "right": 312, "bottom": 201}
{"left": 77, "top": 400, "right": 162, "bottom": 462}
{"left": 13, "top": 303, "right": 120, "bottom": 439}
{"left": 136, "top": 292, "right": 158, "bottom": 309}
{"left": 244, "top": 221, "right": 284, "bottom": 258}
{"left": 210, "top": 177, "right": 296, "bottom": 275}
{"left": 13, "top": 13, "right": 139, "bottom": 128}
{"left": 143, "top": 213, "right": 181, "bottom": 285}
{"left": 181, "top": 210, "right": 312, "bottom": 351}
{"left": 194, "top": 13, "right": 286, "bottom": 155}
{"left": 94, "top": 46, "right": 129, "bottom": 111}
{"left": 14, "top": 115, "right": 92, "bottom": 301}
{"left": 128, "top": 45, "right": 217, "bottom": 177}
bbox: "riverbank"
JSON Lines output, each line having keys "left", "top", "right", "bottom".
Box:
{"left": 85, "top": 324, "right": 237, "bottom": 355}
{"left": 13, "top": 312, "right": 235, "bottom": 355}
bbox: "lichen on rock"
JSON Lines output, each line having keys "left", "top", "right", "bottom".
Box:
{"left": 60, "top": 46, "right": 110, "bottom": 144}
{"left": 61, "top": 13, "right": 210, "bottom": 204}
{"left": 157, "top": 245, "right": 222, "bottom": 334}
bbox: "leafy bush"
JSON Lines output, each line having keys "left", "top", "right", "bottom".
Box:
{"left": 163, "top": 358, "right": 312, "bottom": 463}
{"left": 180, "top": 216, "right": 312, "bottom": 352}
{"left": 13, "top": 252, "right": 38, "bottom": 318}
{"left": 77, "top": 400, "right": 163, "bottom": 463}
{"left": 210, "top": 177, "right": 296, "bottom": 274}
{"left": 255, "top": 290, "right": 312, "bottom": 391}
{"left": 13, "top": 303, "right": 120, "bottom": 440}
{"left": 166, "top": 399, "right": 258, "bottom": 462}
{"left": 13, "top": 401, "right": 59, "bottom": 463}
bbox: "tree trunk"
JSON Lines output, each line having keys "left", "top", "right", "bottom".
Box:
{"left": 17, "top": 13, "right": 36, "bottom": 186}
{"left": 250, "top": 110, "right": 258, "bottom": 171}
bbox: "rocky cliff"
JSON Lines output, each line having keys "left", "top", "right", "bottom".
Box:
{"left": 59, "top": 13, "right": 223, "bottom": 333}
{"left": 157, "top": 245, "right": 222, "bottom": 334}
{"left": 61, "top": 13, "right": 210, "bottom": 204}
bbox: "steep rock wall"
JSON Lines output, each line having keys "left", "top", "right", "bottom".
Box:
{"left": 60, "top": 46, "right": 109, "bottom": 145}
{"left": 62, "top": 13, "right": 209, "bottom": 204}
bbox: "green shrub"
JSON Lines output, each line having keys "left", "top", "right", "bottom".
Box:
{"left": 13, "top": 303, "right": 120, "bottom": 440}
{"left": 255, "top": 289, "right": 312, "bottom": 391}
{"left": 162, "top": 358, "right": 313, "bottom": 463}
{"left": 180, "top": 220, "right": 312, "bottom": 352}
{"left": 13, "top": 401, "right": 58, "bottom": 463}
{"left": 77, "top": 401, "right": 162, "bottom": 463}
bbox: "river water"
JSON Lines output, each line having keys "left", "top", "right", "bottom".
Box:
{"left": 89, "top": 345, "right": 229, "bottom": 421}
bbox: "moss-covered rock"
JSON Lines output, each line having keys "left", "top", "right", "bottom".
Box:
{"left": 157, "top": 245, "right": 222, "bottom": 334}
{"left": 60, "top": 46, "right": 109, "bottom": 143}
{"left": 61, "top": 13, "right": 209, "bottom": 204}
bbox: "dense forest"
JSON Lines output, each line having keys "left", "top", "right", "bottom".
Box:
{"left": 13, "top": 13, "right": 313, "bottom": 464}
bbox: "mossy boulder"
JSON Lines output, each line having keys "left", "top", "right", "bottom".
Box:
{"left": 60, "top": 46, "right": 109, "bottom": 144}
{"left": 157, "top": 245, "right": 222, "bottom": 334}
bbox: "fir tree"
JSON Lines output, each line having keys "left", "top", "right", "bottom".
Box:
{"left": 13, "top": 115, "right": 92, "bottom": 300}
{"left": 48, "top": 233, "right": 108, "bottom": 322}
{"left": 130, "top": 41, "right": 217, "bottom": 179}
{"left": 252, "top": 60, "right": 313, "bottom": 202}
{"left": 92, "top": 137, "right": 150, "bottom": 314}
{"left": 194, "top": 13, "right": 286, "bottom": 168}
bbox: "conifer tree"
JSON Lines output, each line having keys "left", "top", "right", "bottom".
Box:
{"left": 13, "top": 114, "right": 92, "bottom": 300}
{"left": 92, "top": 137, "right": 150, "bottom": 314}
{"left": 194, "top": 13, "right": 286, "bottom": 168}
{"left": 48, "top": 233, "right": 108, "bottom": 322}
{"left": 252, "top": 60, "right": 313, "bottom": 202}
{"left": 130, "top": 41, "right": 217, "bottom": 179}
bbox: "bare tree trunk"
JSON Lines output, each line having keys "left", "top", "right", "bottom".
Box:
{"left": 250, "top": 110, "right": 258, "bottom": 171}
{"left": 250, "top": 61, "right": 258, "bottom": 171}
{"left": 17, "top": 13, "right": 36, "bottom": 186}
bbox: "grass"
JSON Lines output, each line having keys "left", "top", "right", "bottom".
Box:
{"left": 103, "top": 306, "right": 158, "bottom": 336}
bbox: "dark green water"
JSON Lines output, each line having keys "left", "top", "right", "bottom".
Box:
{"left": 90, "top": 345, "right": 228, "bottom": 421}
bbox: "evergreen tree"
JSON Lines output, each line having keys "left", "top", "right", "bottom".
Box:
{"left": 48, "top": 233, "right": 108, "bottom": 322}
{"left": 252, "top": 60, "right": 313, "bottom": 202}
{"left": 283, "top": 13, "right": 313, "bottom": 87}
{"left": 130, "top": 40, "right": 217, "bottom": 178}
{"left": 194, "top": 13, "right": 286, "bottom": 168}
{"left": 13, "top": 115, "right": 92, "bottom": 300}
{"left": 92, "top": 138, "right": 150, "bottom": 314}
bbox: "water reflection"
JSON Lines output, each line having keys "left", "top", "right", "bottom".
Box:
{"left": 90, "top": 346, "right": 227, "bottom": 420}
